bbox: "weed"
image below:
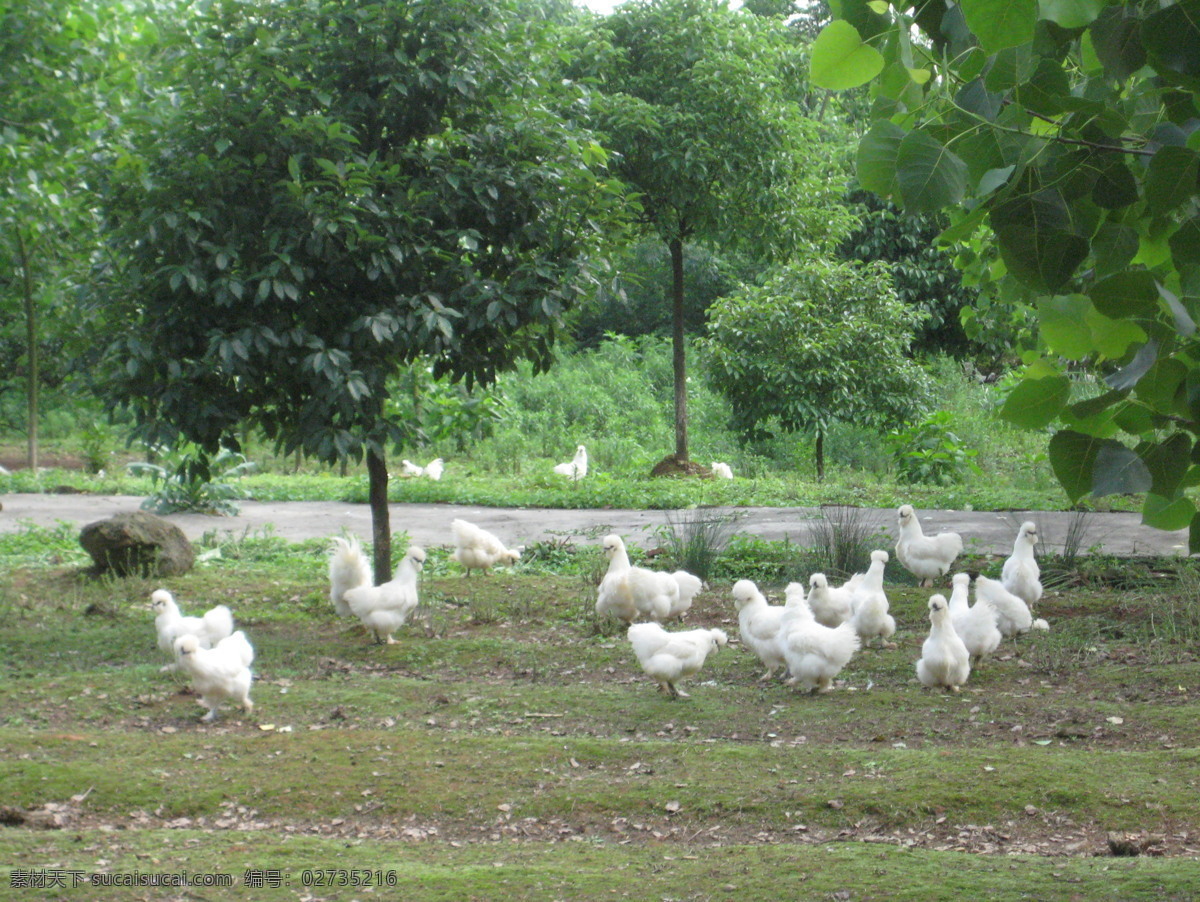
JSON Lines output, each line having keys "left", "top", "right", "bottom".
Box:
{"left": 128, "top": 445, "right": 256, "bottom": 515}
{"left": 808, "top": 504, "right": 886, "bottom": 580}
{"left": 655, "top": 509, "right": 742, "bottom": 580}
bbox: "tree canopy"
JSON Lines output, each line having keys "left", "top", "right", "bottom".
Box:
{"left": 814, "top": 0, "right": 1200, "bottom": 544}
{"left": 701, "top": 257, "right": 929, "bottom": 479}
{"left": 92, "top": 0, "right": 630, "bottom": 574}
{"left": 578, "top": 0, "right": 853, "bottom": 462}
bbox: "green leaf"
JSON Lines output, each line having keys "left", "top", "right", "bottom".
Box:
{"left": 961, "top": 0, "right": 1036, "bottom": 53}
{"left": 1141, "top": 0, "right": 1200, "bottom": 89}
{"left": 1140, "top": 433, "right": 1193, "bottom": 497}
{"left": 999, "top": 375, "right": 1070, "bottom": 429}
{"left": 990, "top": 190, "right": 1088, "bottom": 291}
{"left": 1090, "top": 271, "right": 1159, "bottom": 319}
{"left": 1038, "top": 295, "right": 1093, "bottom": 359}
{"left": 810, "top": 21, "right": 885, "bottom": 91}
{"left": 1145, "top": 146, "right": 1200, "bottom": 217}
{"left": 1049, "top": 430, "right": 1102, "bottom": 502}
{"left": 1089, "top": 6, "right": 1146, "bottom": 81}
{"left": 1169, "top": 216, "right": 1200, "bottom": 266}
{"left": 894, "top": 131, "right": 968, "bottom": 213}
{"left": 1142, "top": 492, "right": 1195, "bottom": 531}
{"left": 1038, "top": 0, "right": 1103, "bottom": 28}
{"left": 1084, "top": 308, "right": 1146, "bottom": 359}
{"left": 856, "top": 122, "right": 906, "bottom": 197}
{"left": 1091, "top": 440, "right": 1152, "bottom": 497}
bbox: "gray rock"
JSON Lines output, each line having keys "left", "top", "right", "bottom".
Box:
{"left": 79, "top": 511, "right": 195, "bottom": 577}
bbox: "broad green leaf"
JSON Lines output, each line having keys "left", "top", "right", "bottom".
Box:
{"left": 1141, "top": 0, "right": 1200, "bottom": 88}
{"left": 1142, "top": 492, "right": 1195, "bottom": 531}
{"left": 1132, "top": 355, "right": 1188, "bottom": 414}
{"left": 961, "top": 0, "right": 1036, "bottom": 53}
{"left": 1145, "top": 146, "right": 1200, "bottom": 217}
{"left": 1049, "top": 429, "right": 1102, "bottom": 502}
{"left": 1140, "top": 433, "right": 1193, "bottom": 497}
{"left": 1038, "top": 295, "right": 1093, "bottom": 359}
{"left": 1091, "top": 440, "right": 1152, "bottom": 497}
{"left": 894, "top": 131, "right": 968, "bottom": 213}
{"left": 1090, "top": 271, "right": 1159, "bottom": 319}
{"left": 1084, "top": 308, "right": 1146, "bottom": 359}
{"left": 1089, "top": 6, "right": 1146, "bottom": 82}
{"left": 1092, "top": 224, "right": 1140, "bottom": 278}
{"left": 1105, "top": 339, "right": 1160, "bottom": 391}
{"left": 856, "top": 121, "right": 907, "bottom": 197}
{"left": 810, "top": 21, "right": 885, "bottom": 91}
{"left": 1189, "top": 512, "right": 1200, "bottom": 554}
{"left": 990, "top": 190, "right": 1088, "bottom": 291}
{"left": 999, "top": 375, "right": 1070, "bottom": 429}
{"left": 1039, "top": 0, "right": 1103, "bottom": 28}
{"left": 1169, "top": 216, "right": 1200, "bottom": 266}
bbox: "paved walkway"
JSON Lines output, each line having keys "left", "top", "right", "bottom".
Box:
{"left": 0, "top": 492, "right": 1188, "bottom": 557}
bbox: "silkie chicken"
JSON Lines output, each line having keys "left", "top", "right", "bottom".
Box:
{"left": 973, "top": 574, "right": 1049, "bottom": 637}
{"left": 806, "top": 572, "right": 855, "bottom": 627}
{"left": 174, "top": 630, "right": 255, "bottom": 722}
{"left": 895, "top": 504, "right": 963, "bottom": 587}
{"left": 916, "top": 594, "right": 971, "bottom": 693}
{"left": 329, "top": 538, "right": 427, "bottom": 644}
{"left": 450, "top": 518, "right": 521, "bottom": 576}
{"left": 150, "top": 589, "right": 234, "bottom": 672}
{"left": 731, "top": 579, "right": 789, "bottom": 681}
{"left": 947, "top": 572, "right": 1001, "bottom": 668}
{"left": 553, "top": 444, "right": 588, "bottom": 481}
{"left": 1002, "top": 521, "right": 1043, "bottom": 608}
{"left": 328, "top": 535, "right": 373, "bottom": 617}
{"left": 710, "top": 462, "right": 734, "bottom": 480}
{"left": 595, "top": 534, "right": 703, "bottom": 623}
{"left": 400, "top": 458, "right": 444, "bottom": 480}
{"left": 848, "top": 550, "right": 896, "bottom": 648}
{"left": 776, "top": 589, "right": 860, "bottom": 693}
{"left": 627, "top": 622, "right": 727, "bottom": 699}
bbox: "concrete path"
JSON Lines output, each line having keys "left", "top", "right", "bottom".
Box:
{"left": 0, "top": 492, "right": 1188, "bottom": 557}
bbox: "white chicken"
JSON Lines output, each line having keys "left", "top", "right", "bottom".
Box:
{"left": 731, "top": 579, "right": 788, "bottom": 681}
{"left": 149, "top": 589, "right": 234, "bottom": 672}
{"left": 174, "top": 630, "right": 255, "bottom": 722}
{"left": 400, "top": 458, "right": 444, "bottom": 480}
{"left": 973, "top": 574, "right": 1048, "bottom": 637}
{"left": 553, "top": 444, "right": 588, "bottom": 481}
{"left": 895, "top": 504, "right": 963, "bottom": 587}
{"left": 328, "top": 535, "right": 373, "bottom": 617}
{"left": 1002, "top": 521, "right": 1043, "bottom": 608}
{"left": 806, "top": 572, "right": 854, "bottom": 627}
{"left": 710, "top": 461, "right": 733, "bottom": 480}
{"left": 627, "top": 622, "right": 727, "bottom": 698}
{"left": 916, "top": 594, "right": 971, "bottom": 692}
{"left": 341, "top": 545, "right": 427, "bottom": 644}
{"left": 450, "top": 518, "right": 521, "bottom": 576}
{"left": 776, "top": 590, "right": 860, "bottom": 693}
{"left": 595, "top": 534, "right": 703, "bottom": 623}
{"left": 947, "top": 572, "right": 1001, "bottom": 668}
{"left": 848, "top": 550, "right": 896, "bottom": 648}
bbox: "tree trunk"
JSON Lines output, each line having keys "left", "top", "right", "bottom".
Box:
{"left": 815, "top": 428, "right": 825, "bottom": 483}
{"left": 16, "top": 228, "right": 38, "bottom": 471}
{"left": 669, "top": 236, "right": 688, "bottom": 462}
{"left": 366, "top": 448, "right": 392, "bottom": 583}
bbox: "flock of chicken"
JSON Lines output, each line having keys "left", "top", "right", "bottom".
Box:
{"left": 147, "top": 490, "right": 1047, "bottom": 720}
{"left": 621, "top": 508, "right": 1048, "bottom": 699}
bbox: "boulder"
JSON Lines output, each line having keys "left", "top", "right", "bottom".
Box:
{"left": 79, "top": 511, "right": 195, "bottom": 577}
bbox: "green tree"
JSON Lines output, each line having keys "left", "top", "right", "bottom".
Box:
{"left": 0, "top": 0, "right": 146, "bottom": 467}
{"left": 701, "top": 258, "right": 929, "bottom": 480}
{"left": 581, "top": 0, "right": 851, "bottom": 464}
{"left": 92, "top": 0, "right": 629, "bottom": 578}
{"left": 813, "top": 0, "right": 1200, "bottom": 544}
{"left": 839, "top": 189, "right": 984, "bottom": 360}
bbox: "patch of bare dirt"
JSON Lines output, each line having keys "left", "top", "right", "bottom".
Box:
{"left": 649, "top": 456, "right": 714, "bottom": 478}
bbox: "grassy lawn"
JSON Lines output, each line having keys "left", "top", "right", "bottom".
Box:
{"left": 1, "top": 525, "right": 1198, "bottom": 900}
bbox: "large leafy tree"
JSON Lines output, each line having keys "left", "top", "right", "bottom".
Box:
{"left": 1, "top": 0, "right": 146, "bottom": 467}
{"left": 814, "top": 0, "right": 1200, "bottom": 544}
{"left": 580, "top": 0, "right": 851, "bottom": 464}
{"left": 701, "top": 258, "right": 929, "bottom": 480}
{"left": 93, "top": 0, "right": 629, "bottom": 578}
